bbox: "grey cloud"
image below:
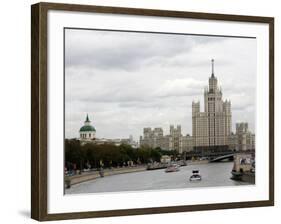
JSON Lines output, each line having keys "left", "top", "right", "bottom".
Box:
{"left": 65, "top": 29, "right": 257, "bottom": 139}
{"left": 65, "top": 29, "right": 226, "bottom": 72}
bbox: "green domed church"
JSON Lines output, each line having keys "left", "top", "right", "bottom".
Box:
{"left": 79, "top": 114, "right": 96, "bottom": 140}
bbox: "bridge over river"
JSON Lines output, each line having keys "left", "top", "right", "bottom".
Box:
{"left": 184, "top": 150, "right": 254, "bottom": 161}
{"left": 210, "top": 154, "right": 235, "bottom": 162}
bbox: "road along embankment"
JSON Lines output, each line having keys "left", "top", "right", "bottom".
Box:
{"left": 66, "top": 166, "right": 147, "bottom": 187}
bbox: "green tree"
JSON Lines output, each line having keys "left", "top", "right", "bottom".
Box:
{"left": 65, "top": 139, "right": 85, "bottom": 170}
{"left": 150, "top": 149, "right": 161, "bottom": 162}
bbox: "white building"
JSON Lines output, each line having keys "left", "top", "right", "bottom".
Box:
{"left": 192, "top": 59, "right": 232, "bottom": 149}
{"left": 94, "top": 137, "right": 138, "bottom": 148}
{"left": 169, "top": 125, "right": 181, "bottom": 152}
{"left": 79, "top": 114, "right": 96, "bottom": 141}
{"left": 139, "top": 127, "right": 164, "bottom": 149}
{"left": 79, "top": 115, "right": 138, "bottom": 148}
{"left": 140, "top": 125, "right": 193, "bottom": 153}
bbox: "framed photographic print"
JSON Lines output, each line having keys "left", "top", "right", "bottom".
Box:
{"left": 31, "top": 2, "right": 274, "bottom": 221}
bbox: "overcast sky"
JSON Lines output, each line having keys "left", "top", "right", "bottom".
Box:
{"left": 65, "top": 28, "right": 256, "bottom": 140}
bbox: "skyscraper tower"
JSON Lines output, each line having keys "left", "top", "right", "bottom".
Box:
{"left": 192, "top": 59, "right": 232, "bottom": 149}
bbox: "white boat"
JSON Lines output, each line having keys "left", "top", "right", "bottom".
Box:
{"left": 165, "top": 164, "right": 180, "bottom": 173}
{"left": 189, "top": 170, "right": 202, "bottom": 181}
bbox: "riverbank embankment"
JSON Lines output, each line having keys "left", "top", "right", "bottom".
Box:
{"left": 66, "top": 166, "right": 147, "bottom": 187}
{"left": 66, "top": 160, "right": 209, "bottom": 187}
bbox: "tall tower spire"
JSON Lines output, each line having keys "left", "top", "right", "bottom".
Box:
{"left": 208, "top": 59, "right": 218, "bottom": 93}
{"left": 86, "top": 114, "right": 90, "bottom": 122}
{"left": 211, "top": 59, "right": 214, "bottom": 77}
{"left": 85, "top": 114, "right": 91, "bottom": 125}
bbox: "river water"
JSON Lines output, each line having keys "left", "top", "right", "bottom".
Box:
{"left": 66, "top": 162, "right": 252, "bottom": 194}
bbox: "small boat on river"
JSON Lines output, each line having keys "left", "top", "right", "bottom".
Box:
{"left": 189, "top": 170, "right": 202, "bottom": 181}
{"left": 165, "top": 164, "right": 180, "bottom": 173}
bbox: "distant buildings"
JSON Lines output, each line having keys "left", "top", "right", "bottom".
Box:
{"left": 140, "top": 121, "right": 254, "bottom": 153}
{"left": 77, "top": 60, "right": 255, "bottom": 153}
{"left": 139, "top": 59, "right": 255, "bottom": 153}
{"left": 140, "top": 127, "right": 164, "bottom": 149}
{"left": 139, "top": 125, "right": 193, "bottom": 153}
{"left": 169, "top": 125, "right": 182, "bottom": 152}
{"left": 93, "top": 135, "right": 138, "bottom": 148}
{"left": 181, "top": 134, "right": 193, "bottom": 152}
{"left": 229, "top": 123, "right": 255, "bottom": 151}
{"left": 192, "top": 59, "right": 231, "bottom": 149}
{"left": 78, "top": 115, "right": 138, "bottom": 148}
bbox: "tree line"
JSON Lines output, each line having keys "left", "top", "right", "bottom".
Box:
{"left": 65, "top": 139, "right": 178, "bottom": 171}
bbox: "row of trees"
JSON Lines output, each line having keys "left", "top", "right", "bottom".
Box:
{"left": 65, "top": 139, "right": 178, "bottom": 170}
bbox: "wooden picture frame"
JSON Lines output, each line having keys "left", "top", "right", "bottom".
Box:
{"left": 31, "top": 2, "right": 274, "bottom": 221}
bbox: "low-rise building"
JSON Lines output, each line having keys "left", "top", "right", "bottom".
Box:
{"left": 181, "top": 134, "right": 193, "bottom": 153}
{"left": 140, "top": 125, "right": 193, "bottom": 153}
{"left": 93, "top": 137, "right": 138, "bottom": 148}
{"left": 228, "top": 123, "right": 255, "bottom": 151}
{"left": 235, "top": 123, "right": 255, "bottom": 151}
{"left": 79, "top": 114, "right": 138, "bottom": 148}
{"left": 160, "top": 155, "right": 171, "bottom": 164}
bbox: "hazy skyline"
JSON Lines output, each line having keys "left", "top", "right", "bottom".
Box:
{"left": 65, "top": 28, "right": 256, "bottom": 140}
